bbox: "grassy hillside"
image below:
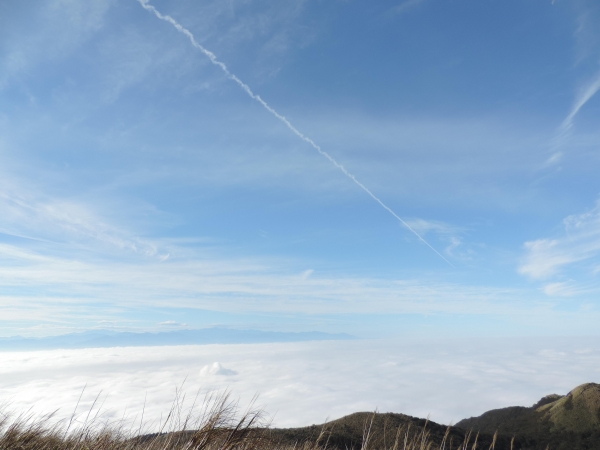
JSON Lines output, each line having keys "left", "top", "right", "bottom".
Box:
{"left": 0, "top": 393, "right": 467, "bottom": 450}
{"left": 0, "top": 402, "right": 506, "bottom": 450}
{"left": 3, "top": 383, "right": 600, "bottom": 449}
{"left": 269, "top": 385, "right": 600, "bottom": 450}
{"left": 538, "top": 383, "right": 600, "bottom": 432}
{"left": 268, "top": 412, "right": 506, "bottom": 449}
{"left": 455, "top": 383, "right": 600, "bottom": 449}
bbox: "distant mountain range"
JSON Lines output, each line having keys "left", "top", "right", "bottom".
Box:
{"left": 268, "top": 383, "right": 600, "bottom": 450}
{"left": 0, "top": 328, "right": 356, "bottom": 351}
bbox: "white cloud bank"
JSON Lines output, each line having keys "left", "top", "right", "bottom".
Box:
{"left": 1, "top": 338, "right": 599, "bottom": 430}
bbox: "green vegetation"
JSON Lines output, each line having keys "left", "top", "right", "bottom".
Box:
{"left": 456, "top": 383, "right": 600, "bottom": 449}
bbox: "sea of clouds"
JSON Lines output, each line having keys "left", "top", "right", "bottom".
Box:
{"left": 1, "top": 337, "right": 599, "bottom": 431}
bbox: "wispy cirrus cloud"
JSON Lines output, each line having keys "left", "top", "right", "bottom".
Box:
{"left": 0, "top": 0, "right": 111, "bottom": 89}
{"left": 388, "top": 0, "right": 426, "bottom": 17}
{"left": 546, "top": 2, "right": 600, "bottom": 166}
{"left": 402, "top": 219, "right": 474, "bottom": 260}
{"left": 402, "top": 218, "right": 461, "bottom": 236}
{"left": 549, "top": 69, "right": 600, "bottom": 165}
{"left": 0, "top": 240, "right": 532, "bottom": 318}
{"left": 541, "top": 281, "right": 587, "bottom": 297}
{"left": 0, "top": 173, "right": 551, "bottom": 333}
{"left": 0, "top": 177, "right": 163, "bottom": 258}
{"left": 519, "top": 200, "right": 600, "bottom": 283}
{"left": 0, "top": 183, "right": 554, "bottom": 333}
{"left": 559, "top": 71, "right": 600, "bottom": 135}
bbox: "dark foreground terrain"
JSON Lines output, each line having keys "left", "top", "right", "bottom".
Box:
{"left": 266, "top": 383, "right": 600, "bottom": 450}
{"left": 454, "top": 382, "right": 600, "bottom": 450}
{"left": 2, "top": 383, "right": 600, "bottom": 449}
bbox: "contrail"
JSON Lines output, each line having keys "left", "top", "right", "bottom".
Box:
{"left": 137, "top": 0, "right": 453, "bottom": 267}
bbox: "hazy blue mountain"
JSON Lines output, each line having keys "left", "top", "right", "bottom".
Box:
{"left": 0, "top": 328, "right": 355, "bottom": 351}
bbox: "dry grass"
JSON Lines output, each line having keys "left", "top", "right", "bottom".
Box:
{"left": 0, "top": 395, "right": 501, "bottom": 450}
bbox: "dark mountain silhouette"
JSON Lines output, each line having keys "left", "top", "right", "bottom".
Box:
{"left": 454, "top": 382, "right": 600, "bottom": 449}
{"left": 267, "top": 383, "right": 600, "bottom": 450}
{"left": 267, "top": 412, "right": 510, "bottom": 449}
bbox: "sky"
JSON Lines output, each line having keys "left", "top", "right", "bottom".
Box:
{"left": 2, "top": 0, "right": 600, "bottom": 338}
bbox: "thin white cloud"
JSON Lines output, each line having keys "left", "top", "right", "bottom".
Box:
{"left": 444, "top": 236, "right": 463, "bottom": 258}
{"left": 519, "top": 200, "right": 600, "bottom": 280}
{"left": 545, "top": 73, "right": 600, "bottom": 168}
{"left": 543, "top": 281, "right": 580, "bottom": 297}
{"left": 389, "top": 0, "right": 426, "bottom": 16}
{"left": 402, "top": 218, "right": 461, "bottom": 237}
{"left": 0, "top": 0, "right": 111, "bottom": 88}
{"left": 300, "top": 269, "right": 314, "bottom": 280}
{"left": 0, "top": 242, "right": 534, "bottom": 318}
{"left": 0, "top": 0, "right": 313, "bottom": 109}
{"left": 1, "top": 337, "right": 599, "bottom": 429}
{"left": 2, "top": 98, "right": 546, "bottom": 215}
{"left": 159, "top": 321, "right": 186, "bottom": 327}
{"left": 403, "top": 219, "right": 472, "bottom": 260}
{"left": 158, "top": 0, "right": 314, "bottom": 75}
{"left": 546, "top": 2, "right": 600, "bottom": 166}
{"left": 0, "top": 163, "right": 563, "bottom": 332}
{"left": 0, "top": 176, "right": 557, "bottom": 329}
{"left": 1, "top": 215, "right": 575, "bottom": 335}
{"left": 0, "top": 174, "right": 519, "bottom": 323}
{"left": 572, "top": 2, "right": 600, "bottom": 64}
{"left": 0, "top": 177, "right": 164, "bottom": 258}
{"left": 559, "top": 70, "right": 600, "bottom": 134}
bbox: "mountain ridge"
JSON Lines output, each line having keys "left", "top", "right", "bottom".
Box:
{"left": 267, "top": 383, "right": 600, "bottom": 450}
{"left": 456, "top": 382, "right": 600, "bottom": 435}
{"left": 0, "top": 328, "right": 356, "bottom": 351}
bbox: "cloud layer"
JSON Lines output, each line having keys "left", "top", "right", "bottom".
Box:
{"left": 1, "top": 338, "right": 599, "bottom": 429}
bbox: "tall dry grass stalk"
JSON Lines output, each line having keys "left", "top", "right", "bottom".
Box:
{"left": 0, "top": 395, "right": 499, "bottom": 450}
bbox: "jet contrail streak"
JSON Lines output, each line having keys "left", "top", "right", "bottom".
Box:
{"left": 137, "top": 0, "right": 453, "bottom": 267}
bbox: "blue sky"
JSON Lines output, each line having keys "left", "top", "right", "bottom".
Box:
{"left": 2, "top": 0, "right": 600, "bottom": 338}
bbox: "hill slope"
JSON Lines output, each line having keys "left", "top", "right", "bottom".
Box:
{"left": 268, "top": 412, "right": 509, "bottom": 450}
{"left": 455, "top": 383, "right": 600, "bottom": 449}
{"left": 270, "top": 383, "right": 600, "bottom": 450}
{"left": 143, "top": 383, "right": 600, "bottom": 450}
